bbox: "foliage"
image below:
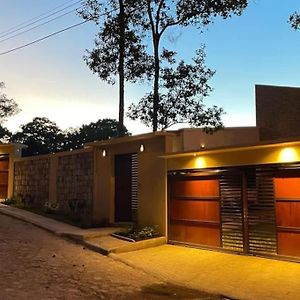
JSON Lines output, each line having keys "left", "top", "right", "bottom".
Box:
{"left": 0, "top": 82, "right": 20, "bottom": 123}
{"left": 64, "top": 118, "right": 130, "bottom": 150}
{"left": 0, "top": 125, "right": 12, "bottom": 143}
{"left": 2, "top": 197, "right": 17, "bottom": 206}
{"left": 11, "top": 116, "right": 129, "bottom": 155}
{"left": 79, "top": 0, "right": 150, "bottom": 136}
{"left": 11, "top": 117, "right": 66, "bottom": 156}
{"left": 116, "top": 225, "right": 160, "bottom": 241}
{"left": 290, "top": 12, "right": 300, "bottom": 30}
{"left": 128, "top": 48, "right": 224, "bottom": 131}
{"left": 43, "top": 202, "right": 60, "bottom": 214}
{"left": 138, "top": 0, "right": 248, "bottom": 131}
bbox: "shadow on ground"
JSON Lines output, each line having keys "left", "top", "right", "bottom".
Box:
{"left": 136, "top": 283, "right": 237, "bottom": 299}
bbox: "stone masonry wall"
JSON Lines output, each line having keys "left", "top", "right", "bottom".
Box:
{"left": 14, "top": 158, "right": 50, "bottom": 208}
{"left": 56, "top": 152, "right": 93, "bottom": 217}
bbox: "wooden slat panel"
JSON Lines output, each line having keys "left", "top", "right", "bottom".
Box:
{"left": 278, "top": 232, "right": 300, "bottom": 257}
{"left": 276, "top": 202, "right": 300, "bottom": 227}
{"left": 274, "top": 177, "right": 300, "bottom": 199}
{"left": 248, "top": 169, "right": 277, "bottom": 255}
{"left": 171, "top": 179, "right": 219, "bottom": 198}
{"left": 170, "top": 200, "right": 220, "bottom": 222}
{"left": 220, "top": 171, "right": 244, "bottom": 252}
{"left": 169, "top": 223, "right": 220, "bottom": 247}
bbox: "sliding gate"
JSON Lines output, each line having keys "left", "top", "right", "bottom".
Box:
{"left": 168, "top": 167, "right": 281, "bottom": 257}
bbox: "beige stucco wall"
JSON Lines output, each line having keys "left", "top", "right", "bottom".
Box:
{"left": 92, "top": 134, "right": 173, "bottom": 233}
{"left": 180, "top": 127, "right": 260, "bottom": 151}
{"left": 167, "top": 142, "right": 300, "bottom": 171}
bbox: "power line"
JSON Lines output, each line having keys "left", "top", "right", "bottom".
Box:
{"left": 0, "top": 6, "right": 84, "bottom": 45}
{"left": 0, "top": 20, "right": 89, "bottom": 56}
{"left": 0, "top": 0, "right": 82, "bottom": 39}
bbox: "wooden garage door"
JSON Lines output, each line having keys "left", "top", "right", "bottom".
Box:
{"left": 168, "top": 175, "right": 221, "bottom": 248}
{"left": 274, "top": 170, "right": 300, "bottom": 257}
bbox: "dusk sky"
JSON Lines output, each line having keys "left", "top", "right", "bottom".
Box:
{"left": 0, "top": 0, "right": 300, "bottom": 134}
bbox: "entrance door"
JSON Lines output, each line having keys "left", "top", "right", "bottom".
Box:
{"left": 168, "top": 175, "right": 221, "bottom": 248}
{"left": 114, "top": 153, "right": 137, "bottom": 222}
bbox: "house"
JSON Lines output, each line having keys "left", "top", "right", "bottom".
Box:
{"left": 10, "top": 84, "right": 300, "bottom": 261}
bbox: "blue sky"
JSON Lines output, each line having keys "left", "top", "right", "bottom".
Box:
{"left": 0, "top": 0, "right": 299, "bottom": 134}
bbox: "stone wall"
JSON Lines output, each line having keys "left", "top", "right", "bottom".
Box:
{"left": 56, "top": 152, "right": 93, "bottom": 218}
{"left": 13, "top": 157, "right": 50, "bottom": 208}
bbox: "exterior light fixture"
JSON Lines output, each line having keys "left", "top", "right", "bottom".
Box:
{"left": 193, "top": 153, "right": 197, "bottom": 157}
{"left": 279, "top": 147, "right": 298, "bottom": 163}
{"left": 102, "top": 149, "right": 107, "bottom": 157}
{"left": 200, "top": 143, "right": 205, "bottom": 149}
{"left": 140, "top": 144, "right": 145, "bottom": 152}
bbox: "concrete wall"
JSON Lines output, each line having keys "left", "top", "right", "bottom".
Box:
{"left": 180, "top": 127, "right": 260, "bottom": 151}
{"left": 167, "top": 142, "right": 300, "bottom": 171}
{"left": 256, "top": 85, "right": 300, "bottom": 141}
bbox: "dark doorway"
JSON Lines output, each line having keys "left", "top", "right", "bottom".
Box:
{"left": 114, "top": 153, "right": 138, "bottom": 222}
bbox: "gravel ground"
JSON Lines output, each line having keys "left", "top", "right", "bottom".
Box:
{"left": 0, "top": 214, "right": 221, "bottom": 300}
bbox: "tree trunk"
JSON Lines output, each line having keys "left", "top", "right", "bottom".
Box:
{"left": 153, "top": 33, "right": 160, "bottom": 132}
{"left": 118, "top": 0, "right": 125, "bottom": 137}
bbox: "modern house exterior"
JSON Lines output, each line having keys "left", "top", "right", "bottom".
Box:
{"left": 8, "top": 84, "right": 300, "bottom": 262}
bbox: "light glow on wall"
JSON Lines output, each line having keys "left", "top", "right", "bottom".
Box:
{"left": 195, "top": 156, "right": 206, "bottom": 169}
{"left": 102, "top": 149, "right": 107, "bottom": 157}
{"left": 278, "top": 147, "right": 299, "bottom": 163}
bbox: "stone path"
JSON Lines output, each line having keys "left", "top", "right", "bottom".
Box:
{"left": 0, "top": 214, "right": 220, "bottom": 300}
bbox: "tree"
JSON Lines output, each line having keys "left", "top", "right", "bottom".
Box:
{"left": 290, "top": 12, "right": 300, "bottom": 30}
{"left": 79, "top": 0, "right": 150, "bottom": 136}
{"left": 64, "top": 118, "right": 130, "bottom": 150}
{"left": 128, "top": 48, "right": 224, "bottom": 131}
{"left": 11, "top": 117, "right": 65, "bottom": 156}
{"left": 0, "top": 125, "right": 12, "bottom": 143}
{"left": 140, "top": 0, "right": 248, "bottom": 131}
{"left": 0, "top": 82, "right": 19, "bottom": 122}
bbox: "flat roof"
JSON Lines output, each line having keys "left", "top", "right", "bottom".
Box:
{"left": 85, "top": 131, "right": 176, "bottom": 147}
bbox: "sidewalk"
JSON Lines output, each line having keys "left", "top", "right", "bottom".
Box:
{"left": 111, "top": 245, "right": 300, "bottom": 300}
{"left": 0, "top": 204, "right": 128, "bottom": 254}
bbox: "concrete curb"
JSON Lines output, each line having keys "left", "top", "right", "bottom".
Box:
{"left": 0, "top": 204, "right": 166, "bottom": 256}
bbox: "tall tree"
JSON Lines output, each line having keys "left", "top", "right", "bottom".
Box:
{"left": 140, "top": 0, "right": 248, "bottom": 131}
{"left": 128, "top": 48, "right": 224, "bottom": 131}
{"left": 79, "top": 0, "right": 150, "bottom": 136}
{"left": 290, "top": 12, "right": 300, "bottom": 30}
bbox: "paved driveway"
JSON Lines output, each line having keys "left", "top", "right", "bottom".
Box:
{"left": 0, "top": 214, "right": 220, "bottom": 300}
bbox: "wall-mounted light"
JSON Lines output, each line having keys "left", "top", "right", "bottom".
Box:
{"left": 278, "top": 147, "right": 298, "bottom": 163}
{"left": 102, "top": 149, "right": 107, "bottom": 157}
{"left": 200, "top": 143, "right": 205, "bottom": 150}
{"left": 140, "top": 144, "right": 145, "bottom": 152}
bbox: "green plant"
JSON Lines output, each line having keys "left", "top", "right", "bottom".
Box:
{"left": 2, "top": 197, "right": 17, "bottom": 206}
{"left": 116, "top": 225, "right": 160, "bottom": 241}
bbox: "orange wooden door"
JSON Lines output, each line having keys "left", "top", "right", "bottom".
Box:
{"left": 0, "top": 159, "right": 9, "bottom": 199}
{"left": 274, "top": 171, "right": 300, "bottom": 257}
{"left": 168, "top": 176, "right": 221, "bottom": 248}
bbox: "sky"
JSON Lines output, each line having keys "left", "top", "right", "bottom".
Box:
{"left": 0, "top": 0, "right": 300, "bottom": 135}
